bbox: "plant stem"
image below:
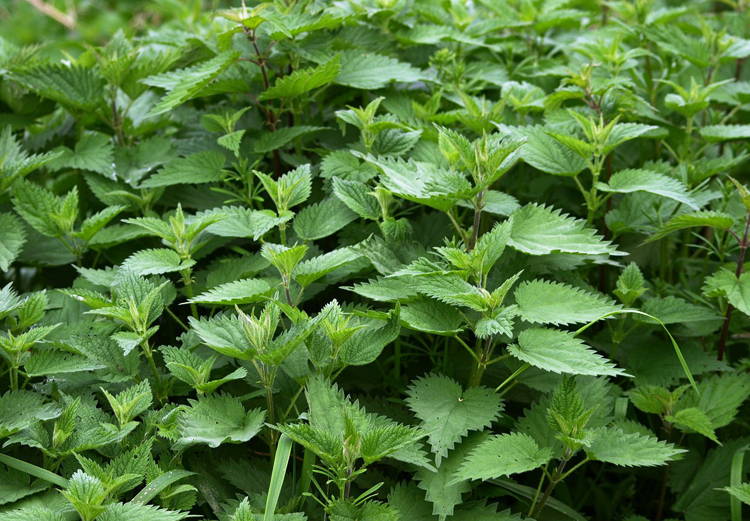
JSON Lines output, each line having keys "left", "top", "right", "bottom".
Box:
{"left": 469, "top": 334, "right": 493, "bottom": 387}
{"left": 717, "top": 211, "right": 750, "bottom": 361}
{"left": 141, "top": 340, "right": 163, "bottom": 401}
{"left": 181, "top": 268, "right": 199, "bottom": 319}
{"left": 467, "top": 192, "right": 484, "bottom": 251}
{"left": 530, "top": 449, "right": 572, "bottom": 518}
{"left": 655, "top": 424, "right": 673, "bottom": 521}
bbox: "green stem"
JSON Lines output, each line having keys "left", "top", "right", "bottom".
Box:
{"left": 181, "top": 268, "right": 199, "bottom": 319}
{"left": 469, "top": 334, "right": 493, "bottom": 387}
{"left": 141, "top": 340, "right": 164, "bottom": 401}
{"left": 530, "top": 449, "right": 572, "bottom": 518}
{"left": 495, "top": 363, "right": 530, "bottom": 393}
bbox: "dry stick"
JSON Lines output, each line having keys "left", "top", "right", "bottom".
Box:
{"left": 22, "top": 0, "right": 75, "bottom": 29}
{"left": 717, "top": 212, "right": 750, "bottom": 361}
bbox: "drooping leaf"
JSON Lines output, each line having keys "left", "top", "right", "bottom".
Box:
{"left": 508, "top": 328, "right": 626, "bottom": 376}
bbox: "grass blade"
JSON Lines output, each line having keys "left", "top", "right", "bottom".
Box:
{"left": 0, "top": 453, "right": 69, "bottom": 488}
{"left": 575, "top": 309, "right": 697, "bottom": 393}
{"left": 265, "top": 433, "right": 293, "bottom": 521}
{"left": 730, "top": 444, "right": 749, "bottom": 521}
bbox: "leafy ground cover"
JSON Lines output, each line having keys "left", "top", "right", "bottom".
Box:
{"left": 2, "top": 0, "right": 750, "bottom": 520}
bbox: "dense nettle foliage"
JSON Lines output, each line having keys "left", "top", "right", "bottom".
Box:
{"left": 2, "top": 0, "right": 750, "bottom": 520}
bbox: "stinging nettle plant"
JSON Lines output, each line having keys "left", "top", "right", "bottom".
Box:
{"left": 1, "top": 1, "right": 750, "bottom": 521}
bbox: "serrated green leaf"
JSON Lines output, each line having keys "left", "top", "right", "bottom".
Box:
{"left": 332, "top": 177, "right": 381, "bottom": 220}
{"left": 253, "top": 126, "right": 325, "bottom": 154}
{"left": 509, "top": 328, "right": 626, "bottom": 376}
{"left": 336, "top": 50, "right": 425, "bottom": 89}
{"left": 260, "top": 54, "right": 340, "bottom": 100}
{"left": 293, "top": 198, "right": 357, "bottom": 240}
{"left": 174, "top": 393, "right": 265, "bottom": 449}
{"left": 700, "top": 125, "right": 750, "bottom": 142}
{"left": 644, "top": 211, "right": 735, "bottom": 243}
{"left": 515, "top": 280, "right": 621, "bottom": 326}
{"left": 293, "top": 248, "right": 358, "bottom": 287}
{"left": 0, "top": 212, "right": 26, "bottom": 271}
{"left": 140, "top": 151, "right": 226, "bottom": 188}
{"left": 122, "top": 249, "right": 196, "bottom": 276}
{"left": 189, "top": 278, "right": 273, "bottom": 306}
{"left": 405, "top": 374, "right": 503, "bottom": 466}
{"left": 509, "top": 204, "right": 623, "bottom": 256}
{"left": 454, "top": 433, "right": 553, "bottom": 482}
{"left": 144, "top": 51, "right": 241, "bottom": 117}
{"left": 585, "top": 427, "right": 684, "bottom": 466}
{"left": 598, "top": 169, "right": 698, "bottom": 209}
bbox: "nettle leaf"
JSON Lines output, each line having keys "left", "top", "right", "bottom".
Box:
{"left": 200, "top": 206, "right": 293, "bottom": 240}
{"left": 0, "top": 390, "right": 61, "bottom": 439}
{"left": 335, "top": 50, "right": 425, "bottom": 89}
{"left": 699, "top": 124, "right": 750, "bottom": 142}
{"left": 189, "top": 278, "right": 273, "bottom": 306}
{"left": 189, "top": 314, "right": 254, "bottom": 360}
{"left": 98, "top": 503, "right": 189, "bottom": 521}
{"left": 636, "top": 296, "right": 722, "bottom": 326}
{"left": 703, "top": 268, "right": 750, "bottom": 317}
{"left": 359, "top": 155, "right": 470, "bottom": 211}
{"left": 676, "top": 373, "right": 750, "bottom": 430}
{"left": 644, "top": 211, "right": 735, "bottom": 243}
{"left": 510, "top": 125, "right": 587, "bottom": 176}
{"left": 174, "top": 393, "right": 265, "bottom": 450}
{"left": 140, "top": 151, "right": 226, "bottom": 188}
{"left": 332, "top": 177, "right": 381, "bottom": 220}
{"left": 9, "top": 63, "right": 105, "bottom": 112}
{"left": 453, "top": 433, "right": 553, "bottom": 482}
{"left": 0, "top": 506, "right": 66, "bottom": 521}
{"left": 412, "top": 275, "right": 488, "bottom": 311}
{"left": 260, "top": 54, "right": 340, "bottom": 100}
{"left": 144, "top": 51, "right": 242, "bottom": 117}
{"left": 597, "top": 169, "right": 698, "bottom": 209}
{"left": 338, "top": 305, "right": 401, "bottom": 366}
{"left": 508, "top": 204, "right": 622, "bottom": 256}
{"left": 0, "top": 465, "right": 49, "bottom": 506}
{"left": 24, "top": 349, "right": 105, "bottom": 377}
{"left": 122, "top": 249, "right": 196, "bottom": 276}
{"left": 415, "top": 432, "right": 487, "bottom": 520}
{"left": 12, "top": 178, "right": 66, "bottom": 237}
{"left": 584, "top": 427, "right": 684, "bottom": 467}
{"left": 515, "top": 280, "right": 621, "bottom": 325}
{"left": 253, "top": 125, "right": 325, "bottom": 154}
{"left": 508, "top": 328, "right": 626, "bottom": 377}
{"left": 400, "top": 298, "right": 464, "bottom": 335}
{"left": 75, "top": 205, "right": 127, "bottom": 242}
{"left": 665, "top": 407, "right": 718, "bottom": 443}
{"left": 346, "top": 277, "right": 419, "bottom": 302}
{"left": 48, "top": 132, "right": 114, "bottom": 177}
{"left": 405, "top": 374, "right": 503, "bottom": 467}
{"left": 293, "top": 248, "right": 359, "bottom": 287}
{"left": 725, "top": 484, "right": 750, "bottom": 506}
{"left": 602, "top": 123, "right": 657, "bottom": 154}
{"left": 293, "top": 198, "right": 358, "bottom": 240}
{"left": 0, "top": 212, "right": 26, "bottom": 271}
